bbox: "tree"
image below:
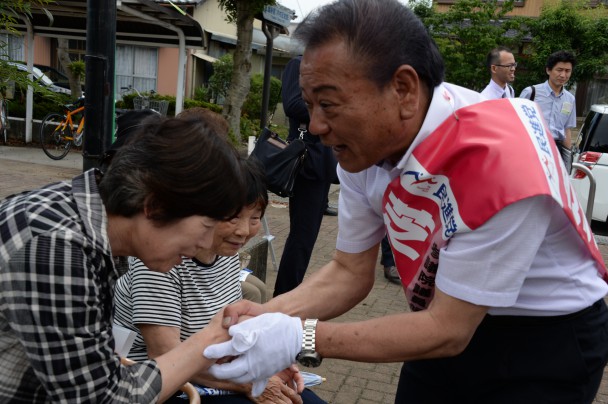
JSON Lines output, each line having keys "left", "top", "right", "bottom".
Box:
{"left": 217, "top": 0, "right": 275, "bottom": 143}
{"left": 57, "top": 38, "right": 84, "bottom": 100}
{"left": 412, "top": 0, "right": 608, "bottom": 96}
{"left": 208, "top": 53, "right": 233, "bottom": 102}
{"left": 516, "top": 1, "right": 608, "bottom": 91}
{"left": 419, "top": 0, "right": 521, "bottom": 91}
{"left": 1, "top": 1, "right": 54, "bottom": 97}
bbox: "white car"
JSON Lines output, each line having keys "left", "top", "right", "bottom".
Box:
{"left": 7, "top": 62, "right": 72, "bottom": 96}
{"left": 571, "top": 104, "right": 608, "bottom": 223}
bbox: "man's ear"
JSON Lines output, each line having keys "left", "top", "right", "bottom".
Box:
{"left": 392, "top": 65, "right": 420, "bottom": 120}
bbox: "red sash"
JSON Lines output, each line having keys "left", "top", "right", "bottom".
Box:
{"left": 382, "top": 98, "right": 607, "bottom": 312}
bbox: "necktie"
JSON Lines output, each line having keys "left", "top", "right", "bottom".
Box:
{"left": 501, "top": 91, "right": 506, "bottom": 99}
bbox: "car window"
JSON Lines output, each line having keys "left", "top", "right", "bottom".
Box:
{"left": 587, "top": 112, "right": 608, "bottom": 154}
{"left": 577, "top": 112, "right": 596, "bottom": 152}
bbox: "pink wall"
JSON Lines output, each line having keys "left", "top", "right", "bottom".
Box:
{"left": 157, "top": 48, "right": 178, "bottom": 96}
{"left": 23, "top": 36, "right": 51, "bottom": 65}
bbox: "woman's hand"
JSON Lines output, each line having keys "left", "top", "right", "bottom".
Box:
{"left": 222, "top": 300, "right": 266, "bottom": 328}
{"left": 248, "top": 375, "right": 303, "bottom": 404}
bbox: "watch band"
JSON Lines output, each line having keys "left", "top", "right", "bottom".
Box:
{"left": 302, "top": 319, "right": 318, "bottom": 352}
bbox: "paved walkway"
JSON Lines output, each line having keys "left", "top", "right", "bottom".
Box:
{"left": 1, "top": 144, "right": 608, "bottom": 403}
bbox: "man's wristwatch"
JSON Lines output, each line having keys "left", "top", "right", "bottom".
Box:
{"left": 296, "top": 319, "right": 322, "bottom": 367}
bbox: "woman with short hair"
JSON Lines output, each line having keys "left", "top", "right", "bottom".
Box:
{"left": 0, "top": 116, "right": 246, "bottom": 403}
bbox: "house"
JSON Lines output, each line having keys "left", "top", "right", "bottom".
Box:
{"left": 188, "top": 0, "right": 299, "bottom": 101}
{"left": 4, "top": 0, "right": 299, "bottom": 105}
{"left": 2, "top": 0, "right": 305, "bottom": 144}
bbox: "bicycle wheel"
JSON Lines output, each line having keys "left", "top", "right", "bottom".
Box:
{"left": 0, "top": 100, "right": 7, "bottom": 145}
{"left": 40, "top": 113, "right": 72, "bottom": 160}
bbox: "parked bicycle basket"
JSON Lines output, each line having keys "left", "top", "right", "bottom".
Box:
{"left": 133, "top": 96, "right": 169, "bottom": 116}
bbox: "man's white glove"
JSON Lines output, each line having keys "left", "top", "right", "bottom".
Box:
{"left": 203, "top": 313, "right": 303, "bottom": 397}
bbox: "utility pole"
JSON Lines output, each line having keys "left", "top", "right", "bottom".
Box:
{"left": 258, "top": 4, "right": 295, "bottom": 129}
{"left": 83, "top": 0, "right": 116, "bottom": 171}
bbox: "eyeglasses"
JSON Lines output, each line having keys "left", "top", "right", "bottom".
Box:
{"left": 494, "top": 63, "right": 517, "bottom": 69}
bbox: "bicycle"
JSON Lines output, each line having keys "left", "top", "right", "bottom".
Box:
{"left": 39, "top": 97, "right": 85, "bottom": 160}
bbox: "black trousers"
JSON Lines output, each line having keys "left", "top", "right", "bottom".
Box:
{"left": 273, "top": 175, "right": 331, "bottom": 296}
{"left": 380, "top": 235, "right": 395, "bottom": 267}
{"left": 395, "top": 299, "right": 608, "bottom": 404}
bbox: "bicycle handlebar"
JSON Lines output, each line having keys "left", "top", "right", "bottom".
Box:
{"left": 64, "top": 97, "right": 85, "bottom": 111}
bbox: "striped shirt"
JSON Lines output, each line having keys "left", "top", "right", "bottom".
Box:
{"left": 0, "top": 170, "right": 161, "bottom": 403}
{"left": 113, "top": 255, "right": 242, "bottom": 361}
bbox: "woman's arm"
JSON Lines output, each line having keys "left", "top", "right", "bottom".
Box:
{"left": 140, "top": 322, "right": 249, "bottom": 393}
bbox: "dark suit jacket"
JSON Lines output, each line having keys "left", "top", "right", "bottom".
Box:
{"left": 282, "top": 56, "right": 337, "bottom": 181}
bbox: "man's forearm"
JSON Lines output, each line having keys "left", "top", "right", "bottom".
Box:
{"left": 314, "top": 289, "right": 488, "bottom": 363}
{"left": 264, "top": 249, "right": 377, "bottom": 320}
{"left": 564, "top": 128, "right": 573, "bottom": 148}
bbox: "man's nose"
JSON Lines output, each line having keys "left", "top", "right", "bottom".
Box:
{"left": 308, "top": 110, "right": 328, "bottom": 137}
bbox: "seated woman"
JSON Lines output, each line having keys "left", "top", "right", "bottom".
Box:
{"left": 114, "top": 158, "right": 326, "bottom": 404}
{"left": 0, "top": 116, "right": 247, "bottom": 402}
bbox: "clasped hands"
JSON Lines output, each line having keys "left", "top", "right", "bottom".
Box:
{"left": 203, "top": 301, "right": 304, "bottom": 397}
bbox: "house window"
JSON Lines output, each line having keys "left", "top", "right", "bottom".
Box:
{"left": 0, "top": 34, "right": 24, "bottom": 61}
{"left": 115, "top": 45, "right": 158, "bottom": 98}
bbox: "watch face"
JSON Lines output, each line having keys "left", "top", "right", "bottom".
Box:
{"left": 297, "top": 352, "right": 322, "bottom": 368}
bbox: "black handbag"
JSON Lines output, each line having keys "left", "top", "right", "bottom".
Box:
{"left": 249, "top": 127, "right": 308, "bottom": 198}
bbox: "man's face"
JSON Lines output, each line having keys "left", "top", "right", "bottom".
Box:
{"left": 546, "top": 62, "right": 573, "bottom": 90}
{"left": 493, "top": 51, "right": 516, "bottom": 85}
{"left": 300, "top": 40, "right": 414, "bottom": 173}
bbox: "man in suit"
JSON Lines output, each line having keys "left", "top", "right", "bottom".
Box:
{"left": 273, "top": 56, "right": 338, "bottom": 296}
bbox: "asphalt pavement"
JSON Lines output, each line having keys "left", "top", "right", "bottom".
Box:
{"left": 1, "top": 144, "right": 608, "bottom": 403}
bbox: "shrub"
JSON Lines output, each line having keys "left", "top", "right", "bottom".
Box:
{"left": 193, "top": 86, "right": 211, "bottom": 102}
{"left": 208, "top": 54, "right": 233, "bottom": 102}
{"left": 241, "top": 74, "right": 281, "bottom": 124}
{"left": 8, "top": 93, "right": 72, "bottom": 120}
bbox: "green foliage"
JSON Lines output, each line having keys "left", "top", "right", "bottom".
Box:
{"left": 208, "top": 54, "right": 234, "bottom": 101}
{"left": 8, "top": 93, "right": 72, "bottom": 120}
{"left": 238, "top": 115, "right": 260, "bottom": 141}
{"left": 194, "top": 85, "right": 211, "bottom": 102}
{"left": 241, "top": 73, "right": 281, "bottom": 123}
{"left": 217, "top": 0, "right": 276, "bottom": 23}
{"left": 517, "top": 1, "right": 608, "bottom": 91}
{"left": 115, "top": 92, "right": 142, "bottom": 110}
{"left": 409, "top": 0, "right": 435, "bottom": 20}
{"left": 413, "top": 0, "right": 608, "bottom": 95}
{"left": 1, "top": 1, "right": 55, "bottom": 99}
{"left": 115, "top": 92, "right": 222, "bottom": 118}
{"left": 1, "top": 1, "right": 51, "bottom": 33}
{"left": 183, "top": 98, "right": 222, "bottom": 114}
{"left": 68, "top": 60, "right": 85, "bottom": 79}
{"left": 421, "top": 0, "right": 519, "bottom": 91}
